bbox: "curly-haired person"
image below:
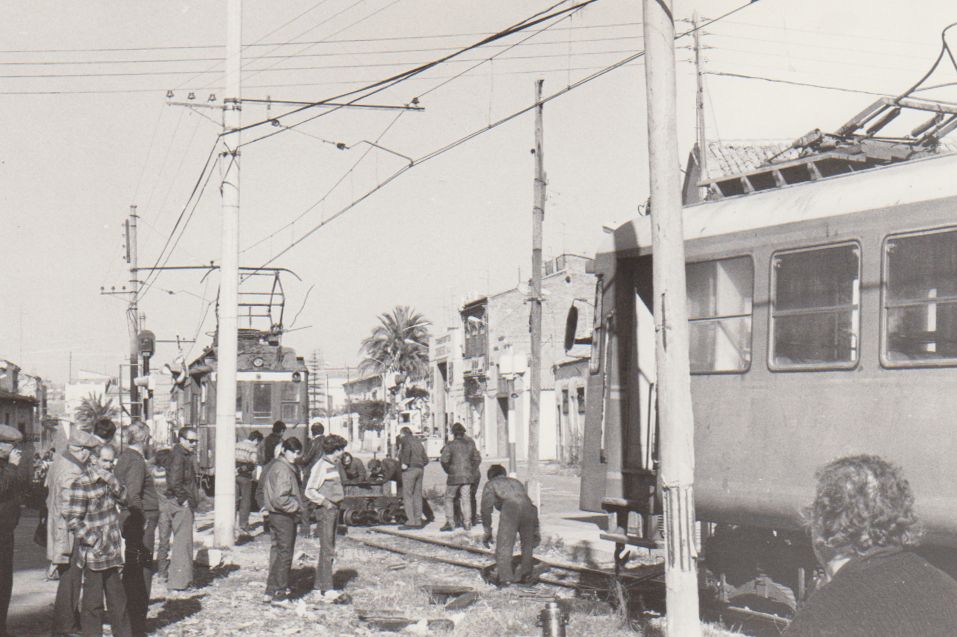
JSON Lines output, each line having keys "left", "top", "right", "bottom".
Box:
{"left": 784, "top": 455, "right": 957, "bottom": 637}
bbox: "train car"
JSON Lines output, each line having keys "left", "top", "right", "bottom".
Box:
{"left": 576, "top": 126, "right": 957, "bottom": 613}
{"left": 176, "top": 328, "right": 309, "bottom": 474}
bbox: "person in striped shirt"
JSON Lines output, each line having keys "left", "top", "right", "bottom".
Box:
{"left": 64, "top": 444, "right": 131, "bottom": 637}
{"left": 303, "top": 434, "right": 347, "bottom": 602}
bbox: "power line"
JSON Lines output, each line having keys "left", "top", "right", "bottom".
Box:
{"left": 0, "top": 34, "right": 644, "bottom": 67}
{"left": 0, "top": 60, "right": 675, "bottom": 96}
{"left": 136, "top": 138, "right": 220, "bottom": 302}
{"left": 174, "top": 0, "right": 339, "bottom": 90}
{"left": 704, "top": 70, "right": 892, "bottom": 97}
{"left": 243, "top": 1, "right": 758, "bottom": 275}
{"left": 0, "top": 46, "right": 647, "bottom": 79}
{"left": 234, "top": 0, "right": 602, "bottom": 147}
{"left": 0, "top": 21, "right": 642, "bottom": 55}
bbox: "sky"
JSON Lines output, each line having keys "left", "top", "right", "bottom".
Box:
{"left": 2, "top": 0, "right": 956, "bottom": 384}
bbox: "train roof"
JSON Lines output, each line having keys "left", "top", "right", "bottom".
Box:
{"left": 603, "top": 150, "right": 957, "bottom": 257}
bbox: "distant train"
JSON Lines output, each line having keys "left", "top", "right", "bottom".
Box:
{"left": 174, "top": 328, "right": 310, "bottom": 474}
{"left": 574, "top": 147, "right": 957, "bottom": 615}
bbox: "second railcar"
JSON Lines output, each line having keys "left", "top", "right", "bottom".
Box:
{"left": 579, "top": 151, "right": 957, "bottom": 610}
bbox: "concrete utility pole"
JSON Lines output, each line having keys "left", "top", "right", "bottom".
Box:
{"left": 213, "top": 0, "right": 241, "bottom": 549}
{"left": 126, "top": 206, "right": 141, "bottom": 421}
{"left": 693, "top": 12, "right": 708, "bottom": 185}
{"left": 642, "top": 1, "right": 702, "bottom": 635}
{"left": 527, "top": 78, "right": 545, "bottom": 508}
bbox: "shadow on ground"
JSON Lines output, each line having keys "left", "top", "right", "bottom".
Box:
{"left": 193, "top": 564, "right": 240, "bottom": 589}
{"left": 148, "top": 594, "right": 204, "bottom": 633}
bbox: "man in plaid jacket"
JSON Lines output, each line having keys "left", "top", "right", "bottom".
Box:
{"left": 64, "top": 444, "right": 132, "bottom": 637}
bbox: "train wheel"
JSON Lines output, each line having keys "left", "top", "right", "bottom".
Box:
{"left": 375, "top": 508, "right": 391, "bottom": 525}
{"left": 343, "top": 508, "right": 362, "bottom": 526}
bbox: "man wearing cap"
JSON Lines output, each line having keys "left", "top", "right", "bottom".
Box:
{"left": 0, "top": 424, "right": 25, "bottom": 637}
{"left": 49, "top": 428, "right": 99, "bottom": 636}
{"left": 164, "top": 427, "right": 199, "bottom": 591}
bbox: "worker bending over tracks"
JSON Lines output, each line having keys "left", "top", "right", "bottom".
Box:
{"left": 480, "top": 464, "right": 541, "bottom": 585}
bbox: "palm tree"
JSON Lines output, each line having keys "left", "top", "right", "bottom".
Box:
{"left": 358, "top": 306, "right": 431, "bottom": 381}
{"left": 75, "top": 392, "right": 118, "bottom": 424}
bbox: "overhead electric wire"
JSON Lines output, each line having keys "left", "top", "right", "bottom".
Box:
{"left": 242, "top": 0, "right": 758, "bottom": 277}
{"left": 0, "top": 47, "right": 650, "bottom": 79}
{"left": 135, "top": 138, "right": 220, "bottom": 302}
{"left": 240, "top": 110, "right": 406, "bottom": 255}
{"left": 136, "top": 152, "right": 220, "bottom": 302}
{"left": 0, "top": 21, "right": 642, "bottom": 55}
{"left": 173, "top": 0, "right": 340, "bottom": 90}
{"left": 0, "top": 34, "right": 645, "bottom": 67}
{"left": 242, "top": 0, "right": 401, "bottom": 85}
{"left": 230, "top": 0, "right": 602, "bottom": 145}
{"left": 704, "top": 70, "right": 892, "bottom": 97}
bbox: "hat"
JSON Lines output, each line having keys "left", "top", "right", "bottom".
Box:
{"left": 68, "top": 428, "right": 100, "bottom": 449}
{"left": 0, "top": 425, "right": 22, "bottom": 444}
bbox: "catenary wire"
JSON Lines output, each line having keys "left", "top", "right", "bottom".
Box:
{"left": 242, "top": 1, "right": 758, "bottom": 276}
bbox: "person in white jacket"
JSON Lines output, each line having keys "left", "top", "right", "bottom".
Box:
{"left": 303, "top": 434, "right": 347, "bottom": 602}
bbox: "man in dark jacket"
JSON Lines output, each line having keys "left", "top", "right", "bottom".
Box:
{"left": 397, "top": 427, "right": 429, "bottom": 530}
{"left": 439, "top": 423, "right": 476, "bottom": 531}
{"left": 368, "top": 457, "right": 434, "bottom": 523}
{"left": 163, "top": 427, "right": 199, "bottom": 591}
{"left": 263, "top": 421, "right": 286, "bottom": 464}
{"left": 115, "top": 422, "right": 158, "bottom": 636}
{"left": 784, "top": 455, "right": 957, "bottom": 637}
{"left": 0, "top": 425, "right": 24, "bottom": 637}
{"left": 263, "top": 438, "right": 303, "bottom": 603}
{"left": 481, "top": 464, "right": 540, "bottom": 585}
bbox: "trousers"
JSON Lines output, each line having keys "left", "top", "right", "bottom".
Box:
{"left": 81, "top": 566, "right": 131, "bottom": 637}
{"left": 265, "top": 512, "right": 297, "bottom": 596}
{"left": 0, "top": 532, "right": 12, "bottom": 635}
{"left": 122, "top": 509, "right": 158, "bottom": 637}
{"left": 444, "top": 483, "right": 472, "bottom": 528}
{"left": 236, "top": 476, "right": 253, "bottom": 531}
{"left": 53, "top": 544, "right": 83, "bottom": 634}
{"left": 314, "top": 505, "right": 338, "bottom": 592}
{"left": 496, "top": 500, "right": 540, "bottom": 584}
{"left": 155, "top": 498, "right": 172, "bottom": 578}
{"left": 164, "top": 498, "right": 194, "bottom": 590}
{"left": 401, "top": 466, "right": 424, "bottom": 525}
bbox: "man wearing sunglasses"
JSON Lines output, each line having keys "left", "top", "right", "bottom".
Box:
{"left": 163, "top": 428, "right": 199, "bottom": 592}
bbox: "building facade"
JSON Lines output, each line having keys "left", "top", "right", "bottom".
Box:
{"left": 442, "top": 254, "right": 596, "bottom": 461}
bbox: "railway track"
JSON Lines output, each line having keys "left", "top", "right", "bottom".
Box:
{"left": 346, "top": 525, "right": 664, "bottom": 593}
{"left": 346, "top": 526, "right": 791, "bottom": 636}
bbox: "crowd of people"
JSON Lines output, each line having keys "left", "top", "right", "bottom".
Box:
{"left": 8, "top": 414, "right": 956, "bottom": 636}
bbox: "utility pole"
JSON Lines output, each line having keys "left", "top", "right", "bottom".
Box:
{"left": 527, "top": 78, "right": 545, "bottom": 509}
{"left": 126, "top": 206, "right": 141, "bottom": 421}
{"left": 213, "top": 0, "right": 241, "bottom": 549}
{"left": 642, "top": 1, "right": 702, "bottom": 636}
{"left": 693, "top": 12, "right": 708, "bottom": 189}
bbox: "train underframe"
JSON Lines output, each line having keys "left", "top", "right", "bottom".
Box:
{"left": 601, "top": 495, "right": 820, "bottom": 622}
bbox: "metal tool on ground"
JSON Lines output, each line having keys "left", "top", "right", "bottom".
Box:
{"left": 537, "top": 600, "right": 570, "bottom": 637}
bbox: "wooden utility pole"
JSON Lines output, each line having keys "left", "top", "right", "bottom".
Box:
{"left": 527, "top": 79, "right": 545, "bottom": 507}
{"left": 213, "top": 0, "right": 241, "bottom": 548}
{"left": 693, "top": 12, "right": 708, "bottom": 186}
{"left": 642, "top": 1, "right": 702, "bottom": 635}
{"left": 126, "top": 205, "right": 141, "bottom": 421}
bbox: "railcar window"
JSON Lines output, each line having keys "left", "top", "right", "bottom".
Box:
{"left": 770, "top": 243, "right": 860, "bottom": 369}
{"left": 883, "top": 228, "right": 957, "bottom": 366}
{"left": 252, "top": 382, "right": 271, "bottom": 417}
{"left": 686, "top": 256, "right": 753, "bottom": 373}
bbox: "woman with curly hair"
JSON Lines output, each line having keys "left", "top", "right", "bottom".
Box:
{"left": 785, "top": 454, "right": 957, "bottom": 636}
